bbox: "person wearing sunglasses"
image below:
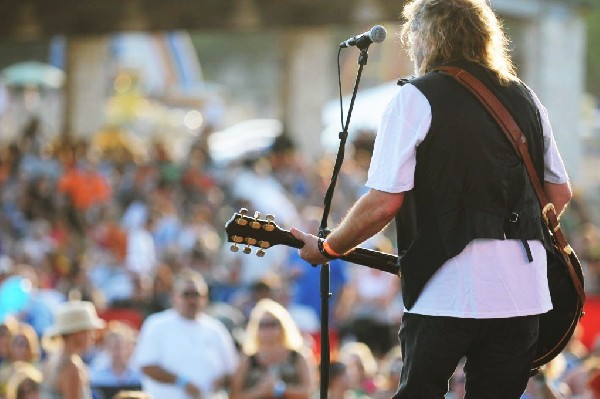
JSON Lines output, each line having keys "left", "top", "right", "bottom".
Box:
{"left": 230, "top": 298, "right": 316, "bottom": 399}
{"left": 133, "top": 270, "right": 238, "bottom": 399}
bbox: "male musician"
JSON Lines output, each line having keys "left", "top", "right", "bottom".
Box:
{"left": 291, "top": 0, "right": 572, "bottom": 397}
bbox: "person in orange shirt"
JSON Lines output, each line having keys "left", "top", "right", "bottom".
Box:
{"left": 57, "top": 157, "right": 112, "bottom": 232}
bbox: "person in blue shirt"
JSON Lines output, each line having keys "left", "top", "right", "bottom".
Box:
{"left": 285, "top": 249, "right": 349, "bottom": 330}
{"left": 89, "top": 321, "right": 141, "bottom": 393}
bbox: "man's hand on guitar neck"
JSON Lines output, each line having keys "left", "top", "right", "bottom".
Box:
{"left": 291, "top": 189, "right": 405, "bottom": 268}
{"left": 290, "top": 228, "right": 330, "bottom": 265}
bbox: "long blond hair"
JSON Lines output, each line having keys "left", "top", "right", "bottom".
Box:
{"left": 242, "top": 299, "right": 304, "bottom": 355}
{"left": 400, "top": 0, "right": 516, "bottom": 84}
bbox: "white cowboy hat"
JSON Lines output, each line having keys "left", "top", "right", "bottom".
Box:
{"left": 45, "top": 301, "right": 105, "bottom": 337}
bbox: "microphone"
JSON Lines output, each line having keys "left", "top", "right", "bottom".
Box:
{"left": 339, "top": 25, "right": 387, "bottom": 49}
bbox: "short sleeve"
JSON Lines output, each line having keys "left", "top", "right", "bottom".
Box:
{"left": 206, "top": 317, "right": 239, "bottom": 376}
{"left": 366, "top": 84, "right": 432, "bottom": 193}
{"left": 525, "top": 86, "right": 569, "bottom": 184}
{"left": 132, "top": 315, "right": 164, "bottom": 368}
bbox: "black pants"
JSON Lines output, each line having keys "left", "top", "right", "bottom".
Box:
{"left": 393, "top": 313, "right": 539, "bottom": 399}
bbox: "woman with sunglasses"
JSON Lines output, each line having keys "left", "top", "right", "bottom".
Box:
{"left": 230, "top": 298, "right": 316, "bottom": 399}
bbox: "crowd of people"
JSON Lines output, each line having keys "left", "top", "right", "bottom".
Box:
{"left": 0, "top": 118, "right": 404, "bottom": 399}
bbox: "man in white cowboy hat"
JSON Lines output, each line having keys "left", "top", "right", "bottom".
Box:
{"left": 41, "top": 300, "right": 106, "bottom": 399}
{"left": 133, "top": 270, "right": 238, "bottom": 399}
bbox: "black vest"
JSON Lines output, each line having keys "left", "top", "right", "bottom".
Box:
{"left": 397, "top": 61, "right": 550, "bottom": 309}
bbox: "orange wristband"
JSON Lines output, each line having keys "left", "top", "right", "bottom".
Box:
{"left": 323, "top": 240, "right": 343, "bottom": 257}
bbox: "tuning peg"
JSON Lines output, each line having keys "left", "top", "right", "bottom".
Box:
{"left": 257, "top": 249, "right": 266, "bottom": 257}
{"left": 246, "top": 238, "right": 257, "bottom": 246}
{"left": 230, "top": 243, "right": 239, "bottom": 252}
{"left": 236, "top": 208, "right": 249, "bottom": 226}
{"left": 263, "top": 214, "right": 275, "bottom": 232}
{"left": 243, "top": 245, "right": 252, "bottom": 255}
{"left": 231, "top": 235, "right": 244, "bottom": 243}
{"left": 249, "top": 211, "right": 261, "bottom": 229}
{"left": 258, "top": 241, "right": 270, "bottom": 249}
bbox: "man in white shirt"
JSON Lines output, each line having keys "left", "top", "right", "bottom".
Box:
{"left": 133, "top": 270, "right": 238, "bottom": 399}
{"left": 291, "top": 0, "right": 572, "bottom": 397}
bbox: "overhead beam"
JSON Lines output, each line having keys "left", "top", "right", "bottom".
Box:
{"left": 0, "top": 0, "right": 586, "bottom": 40}
{"left": 0, "top": 0, "right": 405, "bottom": 39}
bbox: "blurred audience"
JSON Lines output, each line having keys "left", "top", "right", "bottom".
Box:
{"left": 338, "top": 236, "right": 401, "bottom": 359}
{"left": 321, "top": 361, "right": 350, "bottom": 399}
{"left": 374, "top": 345, "right": 403, "bottom": 399}
{"left": 337, "top": 341, "right": 379, "bottom": 398}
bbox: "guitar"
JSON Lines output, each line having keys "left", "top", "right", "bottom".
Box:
{"left": 224, "top": 208, "right": 400, "bottom": 275}
{"left": 225, "top": 208, "right": 584, "bottom": 374}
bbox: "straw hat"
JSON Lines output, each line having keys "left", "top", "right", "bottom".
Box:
{"left": 45, "top": 301, "right": 105, "bottom": 337}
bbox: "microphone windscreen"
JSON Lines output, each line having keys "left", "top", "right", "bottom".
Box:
{"left": 370, "top": 25, "right": 387, "bottom": 43}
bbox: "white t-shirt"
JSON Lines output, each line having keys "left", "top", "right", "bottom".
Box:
{"left": 366, "top": 83, "right": 569, "bottom": 318}
{"left": 133, "top": 309, "right": 239, "bottom": 399}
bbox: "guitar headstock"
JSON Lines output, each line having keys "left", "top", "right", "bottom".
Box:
{"left": 225, "top": 208, "right": 300, "bottom": 257}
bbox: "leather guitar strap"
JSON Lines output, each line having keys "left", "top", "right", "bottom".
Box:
{"left": 437, "top": 65, "right": 586, "bottom": 304}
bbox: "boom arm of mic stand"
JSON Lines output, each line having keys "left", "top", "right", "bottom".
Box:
{"left": 318, "top": 46, "right": 369, "bottom": 399}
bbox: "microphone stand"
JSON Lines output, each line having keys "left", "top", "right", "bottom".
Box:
{"left": 318, "top": 46, "right": 370, "bottom": 399}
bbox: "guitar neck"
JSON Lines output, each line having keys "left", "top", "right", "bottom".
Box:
{"left": 225, "top": 210, "right": 401, "bottom": 276}
{"left": 279, "top": 229, "right": 400, "bottom": 276}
